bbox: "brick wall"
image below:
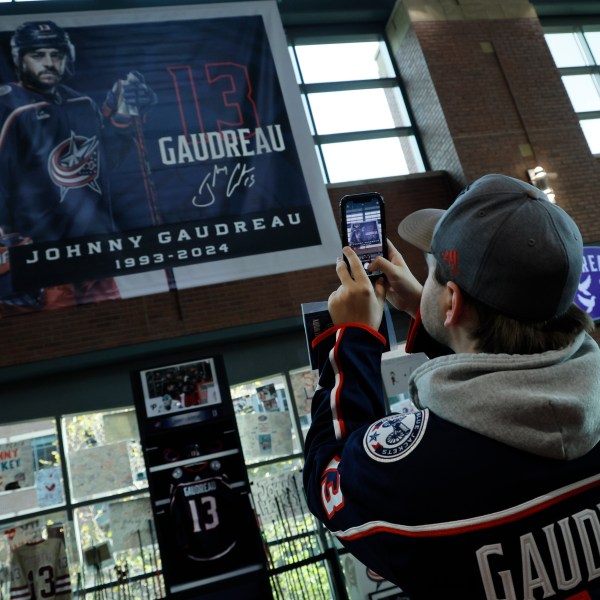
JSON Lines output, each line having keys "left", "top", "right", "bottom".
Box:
{"left": 3, "top": 2, "right": 599, "bottom": 371}
{"left": 0, "top": 172, "right": 454, "bottom": 370}
{"left": 388, "top": 21, "right": 465, "bottom": 189}
{"left": 388, "top": 3, "right": 600, "bottom": 242}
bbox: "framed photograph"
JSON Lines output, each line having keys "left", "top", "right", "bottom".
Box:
{"left": 140, "top": 357, "right": 221, "bottom": 419}
{"left": 381, "top": 351, "right": 428, "bottom": 399}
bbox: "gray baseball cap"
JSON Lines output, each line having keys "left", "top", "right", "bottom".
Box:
{"left": 397, "top": 174, "right": 583, "bottom": 321}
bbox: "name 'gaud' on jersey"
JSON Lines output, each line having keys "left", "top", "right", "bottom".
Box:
{"left": 158, "top": 124, "right": 286, "bottom": 165}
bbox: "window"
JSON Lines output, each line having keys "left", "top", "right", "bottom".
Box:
{"left": 0, "top": 412, "right": 163, "bottom": 599}
{"left": 230, "top": 373, "right": 302, "bottom": 464}
{"left": 545, "top": 27, "right": 600, "bottom": 156}
{"left": 288, "top": 35, "right": 426, "bottom": 183}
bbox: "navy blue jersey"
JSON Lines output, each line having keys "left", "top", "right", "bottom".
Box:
{"left": 170, "top": 476, "right": 238, "bottom": 561}
{"left": 0, "top": 82, "right": 115, "bottom": 242}
{"left": 303, "top": 324, "right": 600, "bottom": 600}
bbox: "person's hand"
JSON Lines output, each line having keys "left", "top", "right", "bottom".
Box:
{"left": 328, "top": 246, "right": 386, "bottom": 331}
{"left": 368, "top": 239, "right": 423, "bottom": 318}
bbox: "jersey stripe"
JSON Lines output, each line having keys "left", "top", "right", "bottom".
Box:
{"left": 9, "top": 585, "right": 30, "bottom": 600}
{"left": 0, "top": 94, "right": 96, "bottom": 152}
{"left": 329, "top": 328, "right": 346, "bottom": 440}
{"left": 334, "top": 471, "right": 600, "bottom": 541}
{"left": 0, "top": 101, "right": 49, "bottom": 152}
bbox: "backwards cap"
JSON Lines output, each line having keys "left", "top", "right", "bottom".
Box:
{"left": 397, "top": 174, "right": 583, "bottom": 321}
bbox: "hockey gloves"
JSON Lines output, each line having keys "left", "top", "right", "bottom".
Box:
{"left": 103, "top": 70, "right": 157, "bottom": 129}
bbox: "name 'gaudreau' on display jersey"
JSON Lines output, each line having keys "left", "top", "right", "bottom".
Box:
{"left": 169, "top": 464, "right": 241, "bottom": 563}
{"left": 170, "top": 476, "right": 239, "bottom": 562}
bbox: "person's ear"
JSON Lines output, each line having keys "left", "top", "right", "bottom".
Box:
{"left": 443, "top": 281, "right": 465, "bottom": 327}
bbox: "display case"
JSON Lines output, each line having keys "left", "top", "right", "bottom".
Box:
{"left": 130, "top": 354, "right": 272, "bottom": 599}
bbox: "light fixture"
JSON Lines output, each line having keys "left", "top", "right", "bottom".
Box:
{"left": 527, "top": 166, "right": 556, "bottom": 203}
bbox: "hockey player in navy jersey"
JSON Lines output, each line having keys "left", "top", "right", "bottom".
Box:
{"left": 0, "top": 20, "right": 156, "bottom": 313}
{"left": 303, "top": 174, "right": 600, "bottom": 599}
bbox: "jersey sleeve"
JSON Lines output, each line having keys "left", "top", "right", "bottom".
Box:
{"left": 53, "top": 540, "right": 72, "bottom": 598}
{"left": 9, "top": 548, "right": 31, "bottom": 600}
{"left": 0, "top": 100, "right": 18, "bottom": 232}
{"left": 303, "top": 323, "right": 388, "bottom": 526}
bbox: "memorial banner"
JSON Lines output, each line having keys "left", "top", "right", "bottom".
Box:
{"left": 0, "top": 2, "right": 339, "bottom": 313}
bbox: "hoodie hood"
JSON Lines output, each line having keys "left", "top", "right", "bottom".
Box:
{"left": 408, "top": 332, "right": 600, "bottom": 460}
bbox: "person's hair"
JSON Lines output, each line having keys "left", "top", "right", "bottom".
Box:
{"left": 434, "top": 262, "right": 595, "bottom": 354}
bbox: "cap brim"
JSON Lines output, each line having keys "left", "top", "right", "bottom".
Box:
{"left": 397, "top": 208, "right": 445, "bottom": 253}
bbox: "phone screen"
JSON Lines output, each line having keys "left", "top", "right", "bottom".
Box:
{"left": 340, "top": 193, "right": 386, "bottom": 279}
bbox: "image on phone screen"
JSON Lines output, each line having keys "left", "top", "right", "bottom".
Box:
{"left": 342, "top": 195, "right": 385, "bottom": 277}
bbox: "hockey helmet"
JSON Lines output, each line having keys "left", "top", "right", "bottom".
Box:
{"left": 10, "top": 21, "right": 76, "bottom": 69}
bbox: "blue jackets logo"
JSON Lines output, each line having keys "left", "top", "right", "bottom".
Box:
{"left": 363, "top": 410, "right": 428, "bottom": 462}
{"left": 48, "top": 132, "right": 101, "bottom": 198}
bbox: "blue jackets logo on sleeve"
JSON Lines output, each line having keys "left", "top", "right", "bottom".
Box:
{"left": 363, "top": 410, "right": 428, "bottom": 462}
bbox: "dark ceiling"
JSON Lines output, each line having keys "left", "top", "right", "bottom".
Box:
{"left": 1, "top": 0, "right": 600, "bottom": 27}
{"left": 531, "top": 0, "right": 600, "bottom": 17}
{"left": 277, "top": 0, "right": 600, "bottom": 25}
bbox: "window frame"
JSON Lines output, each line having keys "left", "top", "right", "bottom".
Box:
{"left": 287, "top": 27, "right": 428, "bottom": 183}
{"left": 544, "top": 23, "right": 600, "bottom": 156}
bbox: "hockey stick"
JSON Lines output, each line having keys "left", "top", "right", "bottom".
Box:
{"left": 291, "top": 476, "right": 330, "bottom": 599}
{"left": 122, "top": 72, "right": 176, "bottom": 292}
{"left": 253, "top": 491, "right": 284, "bottom": 600}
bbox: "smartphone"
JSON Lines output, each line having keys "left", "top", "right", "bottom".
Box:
{"left": 339, "top": 192, "right": 387, "bottom": 280}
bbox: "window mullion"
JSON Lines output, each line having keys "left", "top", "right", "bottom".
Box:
{"left": 300, "top": 78, "right": 397, "bottom": 94}
{"left": 314, "top": 126, "right": 414, "bottom": 145}
{"left": 558, "top": 65, "right": 599, "bottom": 76}
{"left": 289, "top": 35, "right": 426, "bottom": 182}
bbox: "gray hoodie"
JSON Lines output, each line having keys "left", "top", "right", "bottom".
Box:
{"left": 408, "top": 332, "right": 600, "bottom": 460}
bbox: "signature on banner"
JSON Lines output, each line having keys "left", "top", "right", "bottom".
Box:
{"left": 193, "top": 162, "right": 256, "bottom": 207}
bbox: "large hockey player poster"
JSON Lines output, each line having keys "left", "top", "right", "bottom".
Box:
{"left": 0, "top": 2, "right": 339, "bottom": 315}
